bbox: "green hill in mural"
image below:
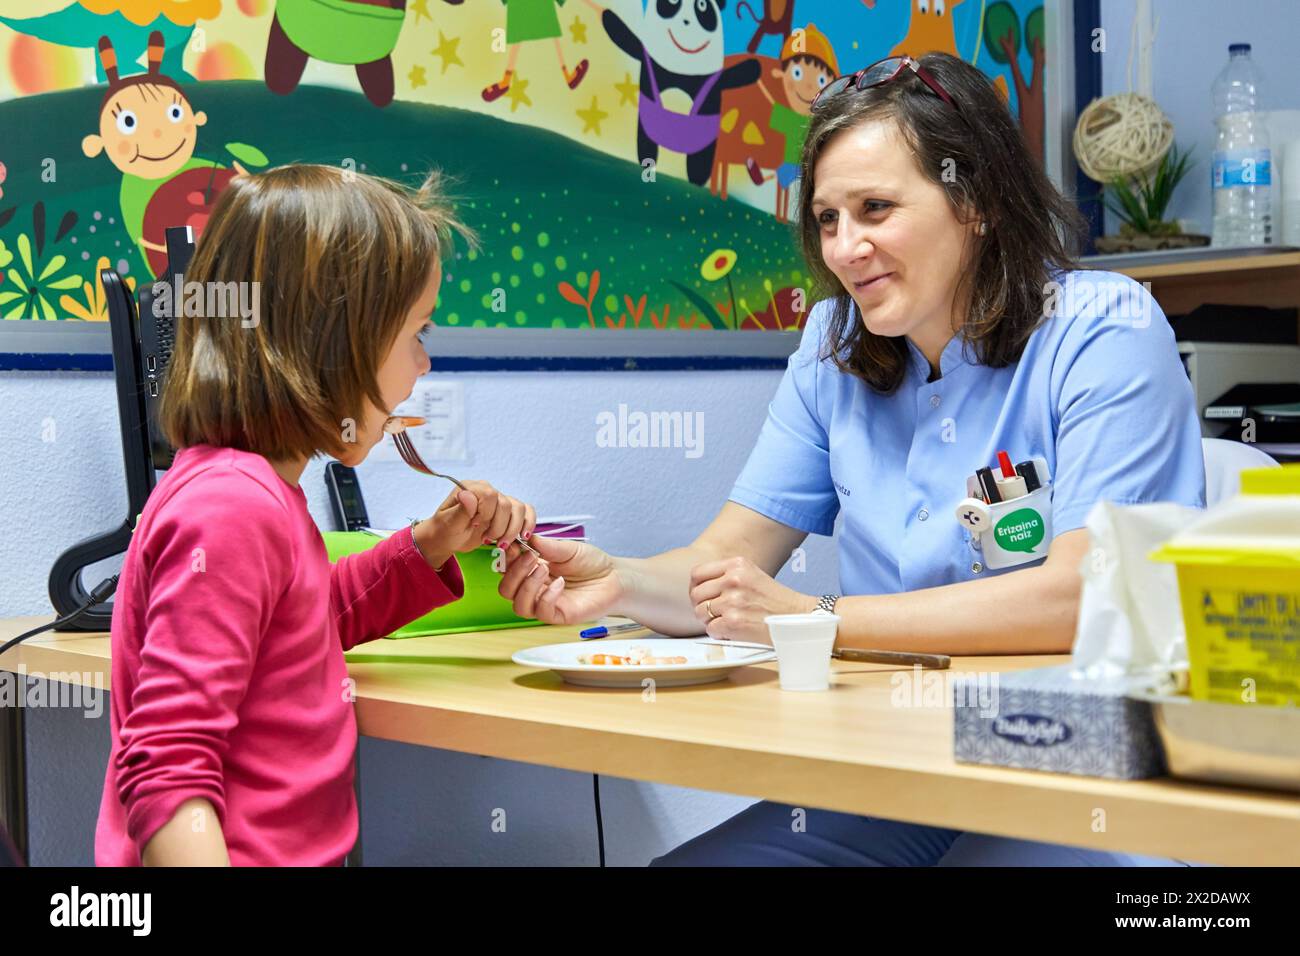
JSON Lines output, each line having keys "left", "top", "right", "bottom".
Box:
{"left": 0, "top": 82, "right": 809, "bottom": 331}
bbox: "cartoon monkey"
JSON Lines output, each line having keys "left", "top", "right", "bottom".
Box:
{"left": 81, "top": 30, "right": 246, "bottom": 278}
{"left": 736, "top": 0, "right": 794, "bottom": 55}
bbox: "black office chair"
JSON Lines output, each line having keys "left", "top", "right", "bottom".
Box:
{"left": 44, "top": 267, "right": 153, "bottom": 631}
{"left": 46, "top": 226, "right": 194, "bottom": 631}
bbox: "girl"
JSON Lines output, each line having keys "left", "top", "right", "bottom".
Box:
{"left": 95, "top": 165, "right": 557, "bottom": 866}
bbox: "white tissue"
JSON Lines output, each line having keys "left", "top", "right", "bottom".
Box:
{"left": 1070, "top": 500, "right": 1201, "bottom": 682}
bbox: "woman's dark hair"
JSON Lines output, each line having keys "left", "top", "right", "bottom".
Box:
{"left": 796, "top": 51, "right": 1087, "bottom": 393}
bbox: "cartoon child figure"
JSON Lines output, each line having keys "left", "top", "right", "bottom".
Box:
{"left": 745, "top": 24, "right": 838, "bottom": 222}
{"left": 82, "top": 31, "right": 246, "bottom": 278}
{"left": 482, "top": 0, "right": 590, "bottom": 102}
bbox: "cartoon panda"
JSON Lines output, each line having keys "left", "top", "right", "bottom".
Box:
{"left": 601, "top": 0, "right": 760, "bottom": 186}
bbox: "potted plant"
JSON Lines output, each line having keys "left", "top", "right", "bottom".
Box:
{"left": 1094, "top": 144, "right": 1208, "bottom": 253}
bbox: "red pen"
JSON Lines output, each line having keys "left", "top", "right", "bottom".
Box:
{"left": 997, "top": 450, "right": 1016, "bottom": 479}
{"left": 994, "top": 450, "right": 1028, "bottom": 500}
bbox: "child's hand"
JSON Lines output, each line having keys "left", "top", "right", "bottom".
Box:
{"left": 413, "top": 480, "right": 537, "bottom": 570}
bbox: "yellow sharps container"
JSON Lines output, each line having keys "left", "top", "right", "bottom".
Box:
{"left": 1150, "top": 465, "right": 1300, "bottom": 707}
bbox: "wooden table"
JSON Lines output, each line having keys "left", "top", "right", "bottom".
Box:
{"left": 2, "top": 616, "right": 1297, "bottom": 865}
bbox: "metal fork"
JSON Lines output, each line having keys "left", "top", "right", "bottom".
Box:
{"left": 391, "top": 430, "right": 543, "bottom": 559}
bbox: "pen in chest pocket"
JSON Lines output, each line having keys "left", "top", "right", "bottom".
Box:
{"left": 1014, "top": 460, "right": 1041, "bottom": 493}
{"left": 994, "top": 451, "right": 1028, "bottom": 501}
{"left": 976, "top": 466, "right": 1001, "bottom": 504}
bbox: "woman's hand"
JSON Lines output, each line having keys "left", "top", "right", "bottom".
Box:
{"left": 688, "top": 555, "right": 816, "bottom": 643}
{"left": 497, "top": 534, "right": 624, "bottom": 625}
{"left": 414, "top": 480, "right": 536, "bottom": 570}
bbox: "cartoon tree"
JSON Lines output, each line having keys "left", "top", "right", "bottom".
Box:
{"left": 1, "top": 1, "right": 215, "bottom": 83}
{"left": 984, "top": 2, "right": 1045, "bottom": 165}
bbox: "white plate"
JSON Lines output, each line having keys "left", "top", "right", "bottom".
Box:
{"left": 512, "top": 637, "right": 776, "bottom": 688}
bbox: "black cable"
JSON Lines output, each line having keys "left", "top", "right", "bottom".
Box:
{"left": 0, "top": 575, "right": 119, "bottom": 658}
{"left": 592, "top": 773, "right": 605, "bottom": 867}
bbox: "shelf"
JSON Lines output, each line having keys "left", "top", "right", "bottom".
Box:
{"left": 1082, "top": 247, "right": 1300, "bottom": 281}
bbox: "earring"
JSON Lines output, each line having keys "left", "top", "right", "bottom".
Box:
{"left": 976, "top": 221, "right": 988, "bottom": 236}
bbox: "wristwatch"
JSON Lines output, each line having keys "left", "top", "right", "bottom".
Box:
{"left": 816, "top": 593, "right": 840, "bottom": 614}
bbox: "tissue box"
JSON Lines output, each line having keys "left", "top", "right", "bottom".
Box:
{"left": 953, "top": 665, "right": 1165, "bottom": 779}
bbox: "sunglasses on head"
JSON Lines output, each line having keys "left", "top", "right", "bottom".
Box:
{"left": 812, "top": 55, "right": 959, "bottom": 112}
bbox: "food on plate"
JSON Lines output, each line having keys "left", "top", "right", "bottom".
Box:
{"left": 577, "top": 645, "right": 689, "bottom": 666}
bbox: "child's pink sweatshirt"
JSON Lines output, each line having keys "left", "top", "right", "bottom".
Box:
{"left": 95, "top": 444, "right": 463, "bottom": 866}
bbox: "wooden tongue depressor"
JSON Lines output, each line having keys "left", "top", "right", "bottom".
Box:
{"left": 832, "top": 648, "right": 951, "bottom": 669}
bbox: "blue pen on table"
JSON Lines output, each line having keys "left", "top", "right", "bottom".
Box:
{"left": 580, "top": 622, "right": 645, "bottom": 640}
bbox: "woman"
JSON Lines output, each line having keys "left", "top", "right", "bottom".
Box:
{"left": 505, "top": 52, "right": 1205, "bottom": 865}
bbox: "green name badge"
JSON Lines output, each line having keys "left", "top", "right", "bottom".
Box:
{"left": 994, "top": 508, "right": 1045, "bottom": 553}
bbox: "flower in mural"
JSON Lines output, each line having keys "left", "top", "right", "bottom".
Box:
{"left": 699, "top": 248, "right": 740, "bottom": 329}
{"left": 0, "top": 161, "right": 6, "bottom": 201}
{"left": 739, "top": 284, "right": 809, "bottom": 332}
{"left": 61, "top": 256, "right": 135, "bottom": 322}
{"left": 0, "top": 201, "right": 82, "bottom": 319}
{"left": 700, "top": 249, "right": 737, "bottom": 282}
{"left": 1, "top": 234, "right": 82, "bottom": 319}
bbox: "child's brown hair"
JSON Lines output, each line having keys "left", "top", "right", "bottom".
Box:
{"left": 159, "top": 164, "right": 474, "bottom": 461}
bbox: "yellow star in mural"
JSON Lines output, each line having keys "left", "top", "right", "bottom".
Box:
{"left": 577, "top": 96, "right": 608, "bottom": 135}
{"left": 506, "top": 76, "right": 532, "bottom": 113}
{"left": 614, "top": 72, "right": 639, "bottom": 106}
{"left": 408, "top": 64, "right": 427, "bottom": 89}
{"left": 410, "top": 0, "right": 431, "bottom": 24}
{"left": 569, "top": 17, "right": 588, "bottom": 44}
{"left": 431, "top": 31, "right": 463, "bottom": 74}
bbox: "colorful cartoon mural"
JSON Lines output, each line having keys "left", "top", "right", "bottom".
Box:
{"left": 0, "top": 0, "right": 1048, "bottom": 331}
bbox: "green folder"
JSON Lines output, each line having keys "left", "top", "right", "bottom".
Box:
{"left": 322, "top": 531, "right": 547, "bottom": 639}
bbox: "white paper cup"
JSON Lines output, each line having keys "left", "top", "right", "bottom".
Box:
{"left": 764, "top": 612, "right": 839, "bottom": 691}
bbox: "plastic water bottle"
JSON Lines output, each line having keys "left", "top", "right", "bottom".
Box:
{"left": 1211, "top": 43, "right": 1272, "bottom": 247}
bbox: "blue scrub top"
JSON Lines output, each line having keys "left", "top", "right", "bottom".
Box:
{"left": 728, "top": 270, "right": 1206, "bottom": 595}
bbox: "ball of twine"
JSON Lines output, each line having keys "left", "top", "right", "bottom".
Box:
{"left": 1073, "top": 93, "right": 1173, "bottom": 183}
